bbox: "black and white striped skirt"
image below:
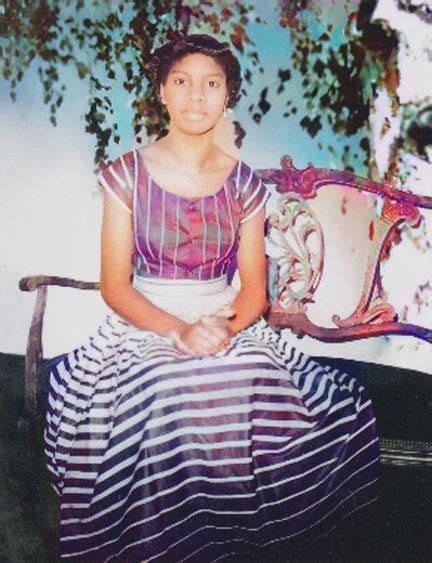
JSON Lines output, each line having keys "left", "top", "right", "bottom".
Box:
{"left": 45, "top": 276, "right": 380, "bottom": 561}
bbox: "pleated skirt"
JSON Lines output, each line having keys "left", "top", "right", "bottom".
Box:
{"left": 45, "top": 279, "right": 380, "bottom": 561}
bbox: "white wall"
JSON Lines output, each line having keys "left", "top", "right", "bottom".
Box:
{"left": 1, "top": 77, "right": 110, "bottom": 357}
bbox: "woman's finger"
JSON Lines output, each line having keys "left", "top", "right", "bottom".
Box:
{"left": 195, "top": 326, "right": 224, "bottom": 347}
{"left": 198, "top": 320, "right": 231, "bottom": 342}
{"left": 200, "top": 313, "right": 232, "bottom": 326}
{"left": 170, "top": 331, "right": 194, "bottom": 354}
{"left": 177, "top": 321, "right": 231, "bottom": 356}
{"left": 205, "top": 325, "right": 230, "bottom": 342}
{"left": 200, "top": 314, "right": 232, "bottom": 331}
{"left": 214, "top": 306, "right": 235, "bottom": 318}
{"left": 200, "top": 314, "right": 218, "bottom": 325}
{"left": 193, "top": 339, "right": 228, "bottom": 357}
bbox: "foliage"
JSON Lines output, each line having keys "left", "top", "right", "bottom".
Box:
{"left": 400, "top": 103, "right": 432, "bottom": 162}
{"left": 0, "top": 0, "right": 264, "bottom": 166}
{"left": 0, "top": 0, "right": 399, "bottom": 171}
{"left": 276, "top": 0, "right": 398, "bottom": 170}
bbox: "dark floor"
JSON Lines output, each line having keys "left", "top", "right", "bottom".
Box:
{"left": 0, "top": 352, "right": 431, "bottom": 562}
{"left": 0, "top": 353, "right": 59, "bottom": 561}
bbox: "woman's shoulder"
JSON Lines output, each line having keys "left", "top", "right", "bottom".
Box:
{"left": 237, "top": 159, "right": 255, "bottom": 176}
{"left": 235, "top": 160, "right": 263, "bottom": 190}
{"left": 235, "top": 161, "right": 270, "bottom": 224}
{"left": 102, "top": 149, "right": 137, "bottom": 173}
{"left": 97, "top": 150, "right": 138, "bottom": 211}
{"left": 98, "top": 150, "right": 139, "bottom": 191}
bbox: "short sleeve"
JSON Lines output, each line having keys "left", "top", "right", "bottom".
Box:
{"left": 240, "top": 169, "right": 271, "bottom": 223}
{"left": 98, "top": 152, "right": 134, "bottom": 213}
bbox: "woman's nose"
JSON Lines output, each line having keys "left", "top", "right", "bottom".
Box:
{"left": 189, "top": 86, "right": 205, "bottom": 101}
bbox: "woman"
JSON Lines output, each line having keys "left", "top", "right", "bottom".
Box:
{"left": 45, "top": 34, "right": 380, "bottom": 561}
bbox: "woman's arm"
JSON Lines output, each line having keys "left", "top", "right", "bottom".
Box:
{"left": 100, "top": 191, "right": 189, "bottom": 336}
{"left": 227, "top": 207, "right": 269, "bottom": 336}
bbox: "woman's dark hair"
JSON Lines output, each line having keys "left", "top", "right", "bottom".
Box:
{"left": 148, "top": 34, "right": 242, "bottom": 108}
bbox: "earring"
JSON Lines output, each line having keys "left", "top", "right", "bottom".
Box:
{"left": 222, "top": 105, "right": 227, "bottom": 118}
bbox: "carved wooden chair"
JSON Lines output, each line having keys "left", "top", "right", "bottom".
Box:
{"left": 20, "top": 156, "right": 432, "bottom": 465}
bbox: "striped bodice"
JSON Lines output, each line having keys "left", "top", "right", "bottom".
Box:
{"left": 98, "top": 149, "right": 270, "bottom": 280}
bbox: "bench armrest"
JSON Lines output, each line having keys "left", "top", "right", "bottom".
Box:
{"left": 19, "top": 275, "right": 99, "bottom": 412}
{"left": 20, "top": 275, "right": 99, "bottom": 292}
{"left": 267, "top": 308, "right": 432, "bottom": 343}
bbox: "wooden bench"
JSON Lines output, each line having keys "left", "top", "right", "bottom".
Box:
{"left": 20, "top": 156, "right": 432, "bottom": 465}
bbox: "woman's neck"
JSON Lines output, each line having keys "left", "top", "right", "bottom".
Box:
{"left": 157, "top": 127, "right": 218, "bottom": 172}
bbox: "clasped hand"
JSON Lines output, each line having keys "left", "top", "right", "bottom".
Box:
{"left": 171, "top": 306, "right": 234, "bottom": 356}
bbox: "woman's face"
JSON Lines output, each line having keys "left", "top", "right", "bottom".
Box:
{"left": 159, "top": 53, "right": 228, "bottom": 135}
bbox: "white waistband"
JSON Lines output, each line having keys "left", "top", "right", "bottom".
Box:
{"left": 133, "top": 274, "right": 228, "bottom": 297}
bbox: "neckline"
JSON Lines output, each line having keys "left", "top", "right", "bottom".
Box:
{"left": 136, "top": 149, "right": 241, "bottom": 201}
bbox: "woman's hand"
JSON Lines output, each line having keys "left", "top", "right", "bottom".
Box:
{"left": 171, "top": 307, "right": 234, "bottom": 356}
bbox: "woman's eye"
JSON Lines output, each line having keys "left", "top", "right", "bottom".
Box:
{"left": 174, "top": 78, "right": 186, "bottom": 85}
{"left": 208, "top": 81, "right": 220, "bottom": 88}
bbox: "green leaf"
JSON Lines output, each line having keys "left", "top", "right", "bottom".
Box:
{"left": 313, "top": 59, "right": 325, "bottom": 78}
{"left": 278, "top": 68, "right": 291, "bottom": 83}
{"left": 299, "top": 115, "right": 321, "bottom": 138}
{"left": 360, "top": 137, "right": 369, "bottom": 151}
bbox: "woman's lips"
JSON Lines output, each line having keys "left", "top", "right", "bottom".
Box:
{"left": 183, "top": 111, "right": 207, "bottom": 120}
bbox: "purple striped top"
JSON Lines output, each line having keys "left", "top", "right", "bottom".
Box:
{"left": 98, "top": 149, "right": 270, "bottom": 280}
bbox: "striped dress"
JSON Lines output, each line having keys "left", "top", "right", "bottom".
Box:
{"left": 45, "top": 150, "right": 380, "bottom": 561}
